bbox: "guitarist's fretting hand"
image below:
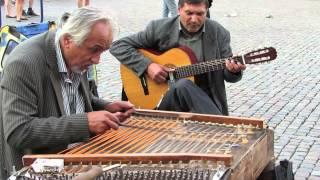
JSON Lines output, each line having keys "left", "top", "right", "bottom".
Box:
{"left": 225, "top": 59, "right": 246, "bottom": 73}
{"left": 147, "top": 63, "right": 171, "bottom": 84}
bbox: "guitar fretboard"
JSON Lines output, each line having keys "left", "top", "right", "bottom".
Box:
{"left": 174, "top": 58, "right": 232, "bottom": 79}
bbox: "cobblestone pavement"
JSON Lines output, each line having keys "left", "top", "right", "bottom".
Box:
{"left": 2, "top": 0, "right": 320, "bottom": 179}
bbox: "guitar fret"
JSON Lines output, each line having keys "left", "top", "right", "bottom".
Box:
{"left": 176, "top": 59, "right": 227, "bottom": 79}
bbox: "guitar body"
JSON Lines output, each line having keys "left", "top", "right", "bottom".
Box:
{"left": 120, "top": 48, "right": 195, "bottom": 109}
{"left": 120, "top": 46, "right": 277, "bottom": 109}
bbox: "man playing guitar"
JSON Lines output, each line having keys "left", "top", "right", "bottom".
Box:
{"left": 110, "top": 0, "right": 246, "bottom": 115}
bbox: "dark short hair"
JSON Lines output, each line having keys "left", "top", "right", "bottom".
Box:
{"left": 178, "top": 0, "right": 209, "bottom": 8}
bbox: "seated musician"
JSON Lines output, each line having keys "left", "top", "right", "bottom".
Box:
{"left": 110, "top": 0, "right": 246, "bottom": 115}
{"left": 0, "top": 7, "right": 135, "bottom": 179}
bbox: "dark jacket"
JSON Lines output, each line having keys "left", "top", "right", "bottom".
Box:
{"left": 0, "top": 31, "right": 109, "bottom": 179}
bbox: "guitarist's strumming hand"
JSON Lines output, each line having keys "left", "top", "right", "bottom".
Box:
{"left": 225, "top": 59, "right": 246, "bottom": 73}
{"left": 147, "top": 63, "right": 171, "bottom": 84}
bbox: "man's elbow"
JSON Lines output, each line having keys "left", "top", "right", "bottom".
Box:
{"left": 6, "top": 127, "right": 29, "bottom": 149}
{"left": 109, "top": 44, "right": 117, "bottom": 56}
{"left": 109, "top": 40, "right": 122, "bottom": 57}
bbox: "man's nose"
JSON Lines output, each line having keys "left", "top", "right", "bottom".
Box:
{"left": 190, "top": 15, "right": 198, "bottom": 22}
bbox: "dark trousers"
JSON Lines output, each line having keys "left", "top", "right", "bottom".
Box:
{"left": 158, "top": 79, "right": 222, "bottom": 115}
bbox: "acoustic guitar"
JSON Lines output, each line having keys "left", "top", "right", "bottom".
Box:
{"left": 120, "top": 47, "right": 277, "bottom": 109}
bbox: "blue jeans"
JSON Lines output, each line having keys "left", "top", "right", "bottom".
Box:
{"left": 162, "top": 0, "right": 178, "bottom": 17}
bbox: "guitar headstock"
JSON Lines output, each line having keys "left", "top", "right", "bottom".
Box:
{"left": 234, "top": 47, "right": 277, "bottom": 65}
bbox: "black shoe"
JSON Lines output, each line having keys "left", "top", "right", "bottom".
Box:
{"left": 22, "top": 9, "right": 27, "bottom": 16}
{"left": 27, "top": 8, "right": 39, "bottom": 16}
{"left": 6, "top": 15, "right": 16, "bottom": 18}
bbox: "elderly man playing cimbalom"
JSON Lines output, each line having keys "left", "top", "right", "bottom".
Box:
{"left": 0, "top": 7, "right": 135, "bottom": 179}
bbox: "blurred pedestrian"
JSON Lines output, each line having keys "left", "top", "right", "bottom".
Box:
{"left": 206, "top": 0, "right": 212, "bottom": 18}
{"left": 77, "top": 0, "right": 89, "bottom": 7}
{"left": 25, "top": 0, "right": 39, "bottom": 16}
{"left": 16, "top": 0, "right": 27, "bottom": 22}
{"left": 4, "top": 0, "right": 16, "bottom": 18}
{"left": 163, "top": 0, "right": 177, "bottom": 17}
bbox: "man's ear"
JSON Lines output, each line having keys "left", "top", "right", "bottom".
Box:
{"left": 178, "top": 7, "right": 182, "bottom": 15}
{"left": 62, "top": 34, "right": 72, "bottom": 48}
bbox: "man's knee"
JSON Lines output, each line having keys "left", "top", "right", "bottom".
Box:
{"left": 172, "top": 79, "right": 193, "bottom": 90}
{"left": 170, "top": 79, "right": 197, "bottom": 96}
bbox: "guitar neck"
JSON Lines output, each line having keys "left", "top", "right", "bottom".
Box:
{"left": 174, "top": 58, "right": 229, "bottom": 79}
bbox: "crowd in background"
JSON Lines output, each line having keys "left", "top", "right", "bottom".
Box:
{"left": 3, "top": 0, "right": 90, "bottom": 22}
{"left": 4, "top": 0, "right": 38, "bottom": 22}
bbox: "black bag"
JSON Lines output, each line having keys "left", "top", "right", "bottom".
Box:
{"left": 258, "top": 159, "right": 294, "bottom": 180}
{"left": 275, "top": 159, "right": 294, "bottom": 180}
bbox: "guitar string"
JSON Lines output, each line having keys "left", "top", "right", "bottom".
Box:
{"left": 175, "top": 58, "right": 229, "bottom": 79}
{"left": 174, "top": 48, "right": 275, "bottom": 79}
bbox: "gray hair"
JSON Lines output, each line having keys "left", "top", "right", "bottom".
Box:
{"left": 58, "top": 7, "right": 117, "bottom": 46}
{"left": 57, "top": 12, "right": 71, "bottom": 28}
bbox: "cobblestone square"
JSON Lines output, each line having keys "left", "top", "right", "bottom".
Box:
{"left": 2, "top": 0, "right": 320, "bottom": 178}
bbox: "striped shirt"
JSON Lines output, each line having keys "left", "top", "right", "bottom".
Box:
{"left": 55, "top": 31, "right": 85, "bottom": 115}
